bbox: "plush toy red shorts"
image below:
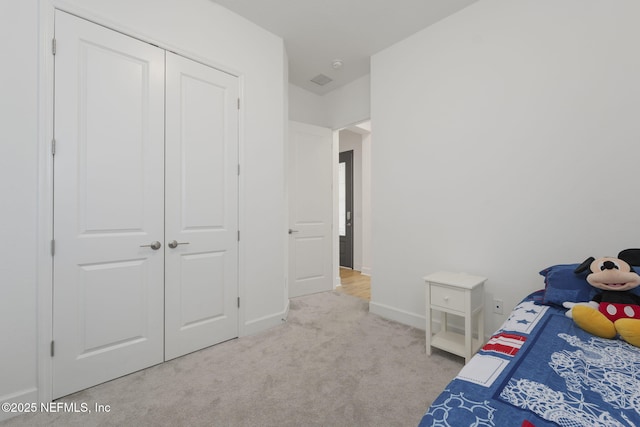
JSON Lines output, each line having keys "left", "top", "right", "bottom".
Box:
{"left": 600, "top": 303, "right": 640, "bottom": 322}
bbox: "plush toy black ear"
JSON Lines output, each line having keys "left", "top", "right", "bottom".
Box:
{"left": 618, "top": 249, "right": 640, "bottom": 267}
{"left": 574, "top": 257, "right": 595, "bottom": 274}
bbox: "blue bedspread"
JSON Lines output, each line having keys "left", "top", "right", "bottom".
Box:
{"left": 419, "top": 290, "right": 640, "bottom": 427}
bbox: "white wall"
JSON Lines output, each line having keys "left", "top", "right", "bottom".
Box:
{"left": 0, "top": 0, "right": 39, "bottom": 413}
{"left": 1, "top": 0, "right": 286, "bottom": 416}
{"left": 288, "top": 83, "right": 329, "bottom": 128}
{"left": 370, "top": 0, "right": 640, "bottom": 334}
{"left": 325, "top": 74, "right": 371, "bottom": 130}
{"left": 288, "top": 74, "right": 370, "bottom": 131}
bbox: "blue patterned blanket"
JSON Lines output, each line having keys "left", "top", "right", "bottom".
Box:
{"left": 419, "top": 290, "right": 640, "bottom": 427}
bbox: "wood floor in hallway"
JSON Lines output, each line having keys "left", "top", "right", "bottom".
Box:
{"left": 337, "top": 267, "right": 371, "bottom": 301}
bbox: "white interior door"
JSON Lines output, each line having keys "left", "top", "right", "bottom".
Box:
{"left": 53, "top": 11, "right": 165, "bottom": 398}
{"left": 288, "top": 121, "right": 334, "bottom": 297}
{"left": 164, "top": 52, "right": 239, "bottom": 360}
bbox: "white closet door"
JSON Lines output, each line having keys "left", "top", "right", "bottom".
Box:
{"left": 288, "top": 121, "right": 334, "bottom": 298}
{"left": 53, "top": 11, "right": 165, "bottom": 398}
{"left": 164, "top": 52, "right": 239, "bottom": 360}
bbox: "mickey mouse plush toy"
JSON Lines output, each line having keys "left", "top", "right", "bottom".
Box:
{"left": 563, "top": 249, "right": 640, "bottom": 347}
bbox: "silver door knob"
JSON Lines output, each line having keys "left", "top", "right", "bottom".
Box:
{"left": 168, "top": 240, "right": 190, "bottom": 249}
{"left": 140, "top": 241, "right": 161, "bottom": 250}
{"left": 288, "top": 229, "right": 299, "bottom": 234}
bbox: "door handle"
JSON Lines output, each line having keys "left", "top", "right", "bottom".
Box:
{"left": 288, "top": 229, "right": 299, "bottom": 234}
{"left": 168, "top": 240, "right": 190, "bottom": 249}
{"left": 140, "top": 241, "right": 161, "bottom": 250}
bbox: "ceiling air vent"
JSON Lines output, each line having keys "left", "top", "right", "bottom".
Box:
{"left": 310, "top": 74, "right": 332, "bottom": 86}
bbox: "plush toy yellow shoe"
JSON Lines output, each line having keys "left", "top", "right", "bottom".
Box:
{"left": 615, "top": 318, "right": 640, "bottom": 347}
{"left": 572, "top": 305, "right": 617, "bottom": 339}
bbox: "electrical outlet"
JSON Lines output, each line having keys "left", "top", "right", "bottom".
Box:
{"left": 493, "top": 299, "right": 504, "bottom": 315}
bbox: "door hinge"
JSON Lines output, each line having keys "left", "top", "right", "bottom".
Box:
{"left": 51, "top": 239, "right": 55, "bottom": 256}
{"left": 51, "top": 138, "right": 56, "bottom": 156}
{"left": 237, "top": 297, "right": 240, "bottom": 308}
{"left": 52, "top": 38, "right": 56, "bottom": 55}
{"left": 237, "top": 230, "right": 240, "bottom": 241}
{"left": 50, "top": 340, "right": 55, "bottom": 357}
{"left": 238, "top": 164, "right": 240, "bottom": 176}
{"left": 237, "top": 98, "right": 240, "bottom": 109}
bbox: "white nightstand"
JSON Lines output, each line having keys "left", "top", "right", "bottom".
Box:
{"left": 424, "top": 271, "right": 486, "bottom": 364}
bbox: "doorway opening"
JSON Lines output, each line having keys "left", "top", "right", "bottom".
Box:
{"left": 336, "top": 121, "right": 371, "bottom": 300}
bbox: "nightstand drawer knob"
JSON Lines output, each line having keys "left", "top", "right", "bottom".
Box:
{"left": 444, "top": 296, "right": 450, "bottom": 301}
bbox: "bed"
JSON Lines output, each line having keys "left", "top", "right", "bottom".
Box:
{"left": 418, "top": 263, "right": 640, "bottom": 427}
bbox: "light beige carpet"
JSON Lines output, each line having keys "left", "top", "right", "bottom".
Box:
{"left": 1, "top": 291, "right": 463, "bottom": 427}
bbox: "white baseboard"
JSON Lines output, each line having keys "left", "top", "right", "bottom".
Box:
{"left": 369, "top": 301, "right": 425, "bottom": 330}
{"left": 242, "top": 301, "right": 289, "bottom": 337}
{"left": 1, "top": 387, "right": 39, "bottom": 422}
{"left": 368, "top": 301, "right": 473, "bottom": 339}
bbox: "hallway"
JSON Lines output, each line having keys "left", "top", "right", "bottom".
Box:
{"left": 337, "top": 268, "right": 370, "bottom": 301}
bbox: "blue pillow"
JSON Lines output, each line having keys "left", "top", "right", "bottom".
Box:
{"left": 540, "top": 264, "right": 595, "bottom": 306}
{"left": 540, "top": 263, "right": 640, "bottom": 307}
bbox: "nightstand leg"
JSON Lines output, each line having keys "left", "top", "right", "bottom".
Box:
{"left": 478, "top": 309, "right": 485, "bottom": 353}
{"left": 426, "top": 310, "right": 432, "bottom": 356}
{"left": 464, "top": 313, "right": 472, "bottom": 363}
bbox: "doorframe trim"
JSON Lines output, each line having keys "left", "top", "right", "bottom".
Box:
{"left": 37, "top": 0, "right": 55, "bottom": 405}
{"left": 332, "top": 129, "right": 340, "bottom": 289}
{"left": 37, "top": 0, "right": 246, "bottom": 403}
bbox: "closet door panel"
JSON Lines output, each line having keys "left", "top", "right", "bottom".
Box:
{"left": 53, "top": 10, "right": 165, "bottom": 398}
{"left": 180, "top": 75, "right": 227, "bottom": 228}
{"left": 164, "top": 52, "right": 239, "bottom": 360}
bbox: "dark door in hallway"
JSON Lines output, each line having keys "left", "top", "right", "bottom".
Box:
{"left": 339, "top": 150, "right": 354, "bottom": 268}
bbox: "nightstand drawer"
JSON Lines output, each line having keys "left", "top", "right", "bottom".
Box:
{"left": 430, "top": 284, "right": 465, "bottom": 312}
